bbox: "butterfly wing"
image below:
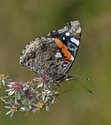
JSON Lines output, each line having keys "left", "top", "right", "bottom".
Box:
{"left": 47, "top": 21, "right": 81, "bottom": 80}
{"left": 20, "top": 21, "right": 81, "bottom": 83}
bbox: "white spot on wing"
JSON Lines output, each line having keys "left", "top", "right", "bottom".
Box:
{"left": 63, "top": 37, "right": 65, "bottom": 40}
{"left": 65, "top": 32, "right": 70, "bottom": 36}
{"left": 55, "top": 52, "right": 62, "bottom": 58}
{"left": 71, "top": 56, "right": 74, "bottom": 61}
{"left": 70, "top": 37, "right": 79, "bottom": 46}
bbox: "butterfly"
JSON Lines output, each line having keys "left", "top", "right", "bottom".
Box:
{"left": 20, "top": 21, "right": 81, "bottom": 83}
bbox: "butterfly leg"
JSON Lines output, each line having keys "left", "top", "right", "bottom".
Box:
{"left": 55, "top": 74, "right": 73, "bottom": 83}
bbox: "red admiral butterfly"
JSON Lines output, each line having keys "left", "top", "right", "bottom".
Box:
{"left": 20, "top": 21, "right": 81, "bottom": 83}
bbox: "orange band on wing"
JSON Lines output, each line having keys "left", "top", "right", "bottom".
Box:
{"left": 55, "top": 38, "right": 72, "bottom": 61}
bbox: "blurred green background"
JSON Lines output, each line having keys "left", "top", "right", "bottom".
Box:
{"left": 0, "top": 0, "right": 111, "bottom": 125}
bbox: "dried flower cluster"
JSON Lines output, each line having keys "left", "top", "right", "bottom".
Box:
{"left": 0, "top": 74, "right": 59, "bottom": 117}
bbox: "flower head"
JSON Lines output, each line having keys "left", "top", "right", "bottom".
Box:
{"left": 0, "top": 74, "right": 6, "bottom": 81}
{"left": 0, "top": 74, "right": 8, "bottom": 86}
{"left": 34, "top": 74, "right": 50, "bottom": 84}
{"left": 5, "top": 99, "right": 19, "bottom": 117}
{"left": 22, "top": 83, "right": 35, "bottom": 99}
{"left": 40, "top": 74, "right": 49, "bottom": 83}
{"left": 6, "top": 81, "right": 22, "bottom": 96}
{"left": 36, "top": 102, "right": 44, "bottom": 109}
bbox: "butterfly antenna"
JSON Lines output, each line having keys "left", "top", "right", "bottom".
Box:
{"left": 74, "top": 74, "right": 90, "bottom": 81}
{"left": 73, "top": 76, "right": 92, "bottom": 93}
